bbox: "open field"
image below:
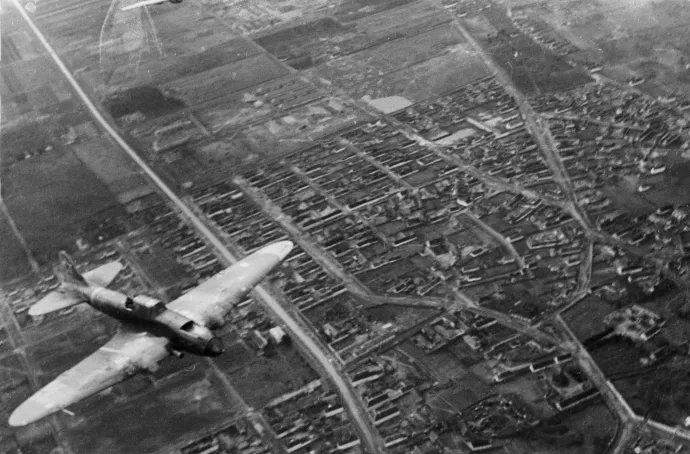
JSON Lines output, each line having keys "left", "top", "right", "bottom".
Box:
{"left": 195, "top": 74, "right": 328, "bottom": 134}
{"left": 365, "top": 304, "right": 439, "bottom": 327}
{"left": 197, "top": 0, "right": 334, "bottom": 38}
{"left": 397, "top": 340, "right": 486, "bottom": 385}
{"left": 104, "top": 85, "right": 186, "bottom": 121}
{"left": 241, "top": 98, "right": 365, "bottom": 157}
{"left": 613, "top": 161, "right": 690, "bottom": 209}
{"left": 601, "top": 181, "right": 661, "bottom": 216}
{"left": 225, "top": 346, "right": 318, "bottom": 408}
{"left": 561, "top": 296, "right": 614, "bottom": 341}
{"left": 130, "top": 244, "right": 190, "bottom": 291}
{"left": 147, "top": 5, "right": 239, "bottom": 53}
{"left": 35, "top": 0, "right": 247, "bottom": 93}
{"left": 1, "top": 56, "right": 56, "bottom": 94}
{"left": 464, "top": 14, "right": 498, "bottom": 39}
{"left": 195, "top": 93, "right": 274, "bottom": 133}
{"left": 323, "top": 43, "right": 491, "bottom": 105}
{"left": 348, "top": 23, "right": 464, "bottom": 73}
{"left": 474, "top": 5, "right": 592, "bottom": 94}
{"left": 334, "top": 0, "right": 414, "bottom": 22}
{"left": 589, "top": 337, "right": 648, "bottom": 377}
{"left": 3, "top": 146, "right": 124, "bottom": 264}
{"left": 351, "top": 0, "right": 450, "bottom": 37}
{"left": 186, "top": 137, "right": 256, "bottom": 176}
{"left": 35, "top": 3, "right": 110, "bottom": 55}
{"left": 488, "top": 36, "right": 591, "bottom": 94}
{"left": 213, "top": 338, "right": 257, "bottom": 375}
{"left": 508, "top": 402, "right": 616, "bottom": 454}
{"left": 0, "top": 327, "right": 12, "bottom": 356}
{"left": 255, "top": 1, "right": 454, "bottom": 70}
{"left": 255, "top": 17, "right": 348, "bottom": 69}
{"left": 163, "top": 55, "right": 288, "bottom": 107}
{"left": 65, "top": 368, "right": 241, "bottom": 454}
{"left": 615, "top": 359, "right": 690, "bottom": 426}
{"left": 141, "top": 39, "right": 262, "bottom": 86}
{"left": 72, "top": 138, "right": 153, "bottom": 205}
{"left": 1, "top": 113, "right": 89, "bottom": 166}
{"left": 0, "top": 211, "right": 34, "bottom": 284}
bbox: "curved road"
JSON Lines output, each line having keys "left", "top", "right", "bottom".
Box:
{"left": 11, "top": 3, "right": 384, "bottom": 453}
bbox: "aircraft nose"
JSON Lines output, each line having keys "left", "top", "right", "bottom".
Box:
{"left": 205, "top": 338, "right": 224, "bottom": 357}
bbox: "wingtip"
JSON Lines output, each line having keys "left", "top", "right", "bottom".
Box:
{"left": 8, "top": 398, "right": 53, "bottom": 427}
{"left": 8, "top": 414, "right": 28, "bottom": 427}
{"left": 120, "top": 0, "right": 166, "bottom": 10}
{"left": 27, "top": 305, "right": 43, "bottom": 318}
{"left": 104, "top": 260, "right": 125, "bottom": 275}
{"left": 261, "top": 241, "right": 294, "bottom": 260}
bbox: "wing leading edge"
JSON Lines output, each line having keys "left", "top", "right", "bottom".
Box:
{"left": 167, "top": 241, "right": 293, "bottom": 328}
{"left": 8, "top": 325, "right": 170, "bottom": 427}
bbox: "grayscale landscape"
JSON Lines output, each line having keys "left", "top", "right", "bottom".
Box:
{"left": 2, "top": 0, "right": 690, "bottom": 453}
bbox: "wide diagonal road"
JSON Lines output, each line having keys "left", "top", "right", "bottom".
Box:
{"left": 10, "top": 2, "right": 384, "bottom": 453}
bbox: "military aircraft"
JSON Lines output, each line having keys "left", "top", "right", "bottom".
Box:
{"left": 120, "top": 0, "right": 182, "bottom": 11}
{"left": 120, "top": 0, "right": 239, "bottom": 11}
{"left": 9, "top": 240, "right": 294, "bottom": 427}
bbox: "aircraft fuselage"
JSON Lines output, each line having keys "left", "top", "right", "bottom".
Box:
{"left": 76, "top": 285, "right": 224, "bottom": 357}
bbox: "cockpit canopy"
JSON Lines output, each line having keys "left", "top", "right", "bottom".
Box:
{"left": 124, "top": 295, "right": 166, "bottom": 319}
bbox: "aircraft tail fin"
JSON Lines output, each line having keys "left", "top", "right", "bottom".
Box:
{"left": 28, "top": 253, "right": 123, "bottom": 318}
{"left": 56, "top": 251, "right": 87, "bottom": 287}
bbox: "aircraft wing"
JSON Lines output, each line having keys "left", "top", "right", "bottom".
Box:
{"left": 166, "top": 241, "right": 293, "bottom": 329}
{"left": 121, "top": 0, "right": 166, "bottom": 10}
{"left": 9, "top": 325, "right": 170, "bottom": 427}
{"left": 83, "top": 261, "right": 123, "bottom": 288}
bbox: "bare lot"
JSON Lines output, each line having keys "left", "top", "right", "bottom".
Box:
{"left": 349, "top": 23, "right": 464, "bottom": 73}
{"left": 335, "top": 0, "right": 414, "bottom": 22}
{"left": 226, "top": 351, "right": 317, "bottom": 409}
{"left": 561, "top": 296, "right": 614, "bottom": 341}
{"left": 322, "top": 43, "right": 491, "bottom": 104}
{"left": 164, "top": 55, "right": 288, "bottom": 107}
{"left": 615, "top": 360, "right": 690, "bottom": 426}
{"left": 72, "top": 138, "right": 153, "bottom": 205}
{"left": 0, "top": 212, "right": 34, "bottom": 284}
{"left": 3, "top": 147, "right": 123, "bottom": 264}
{"left": 66, "top": 368, "right": 240, "bottom": 454}
{"left": 509, "top": 402, "right": 617, "bottom": 454}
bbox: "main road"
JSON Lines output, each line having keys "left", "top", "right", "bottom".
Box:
{"left": 10, "top": 2, "right": 385, "bottom": 453}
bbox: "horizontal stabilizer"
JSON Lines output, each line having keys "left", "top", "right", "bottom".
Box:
{"left": 83, "top": 261, "right": 123, "bottom": 288}
{"left": 29, "top": 288, "right": 84, "bottom": 317}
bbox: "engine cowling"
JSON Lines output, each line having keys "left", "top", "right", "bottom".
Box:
{"left": 154, "top": 308, "right": 224, "bottom": 356}
{"left": 200, "top": 305, "right": 226, "bottom": 331}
